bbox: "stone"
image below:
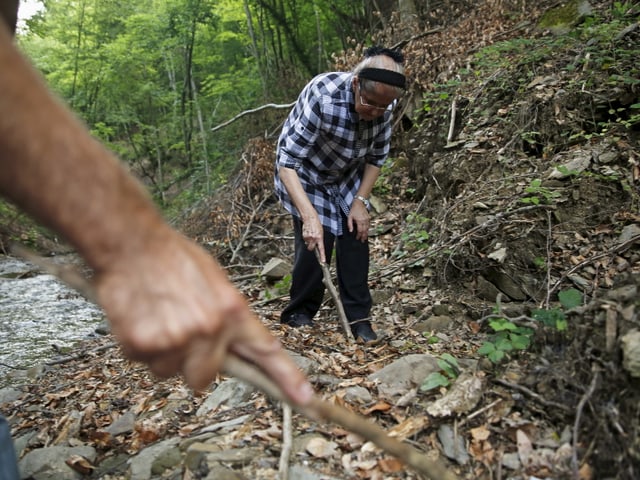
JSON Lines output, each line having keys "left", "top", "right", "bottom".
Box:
{"left": 621, "top": 329, "right": 640, "bottom": 378}
{"left": 476, "top": 275, "right": 502, "bottom": 301}
{"left": 342, "top": 385, "right": 373, "bottom": 405}
{"left": 367, "top": 354, "right": 440, "bottom": 398}
{"left": 427, "top": 373, "right": 484, "bottom": 417}
{"left": 196, "top": 378, "right": 256, "bottom": 417}
{"left": 0, "top": 387, "right": 23, "bottom": 405}
{"left": 438, "top": 424, "right": 470, "bottom": 465}
{"left": 105, "top": 411, "right": 136, "bottom": 436}
{"left": 261, "top": 258, "right": 291, "bottom": 280}
{"left": 618, "top": 224, "right": 640, "bottom": 244}
{"left": 18, "top": 445, "right": 97, "bottom": 480}
{"left": 485, "top": 269, "right": 527, "bottom": 301}
{"left": 128, "top": 437, "right": 182, "bottom": 480}
{"left": 203, "top": 465, "right": 248, "bottom": 480}
{"left": 413, "top": 315, "right": 453, "bottom": 333}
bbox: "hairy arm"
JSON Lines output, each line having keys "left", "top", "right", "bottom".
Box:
{"left": 0, "top": 25, "right": 312, "bottom": 405}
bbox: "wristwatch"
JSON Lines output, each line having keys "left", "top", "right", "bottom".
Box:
{"left": 355, "top": 195, "right": 371, "bottom": 210}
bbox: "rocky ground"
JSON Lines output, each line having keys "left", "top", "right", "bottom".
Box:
{"left": 1, "top": 0, "right": 639, "bottom": 479}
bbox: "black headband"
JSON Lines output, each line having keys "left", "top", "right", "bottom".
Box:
{"left": 358, "top": 68, "right": 406, "bottom": 89}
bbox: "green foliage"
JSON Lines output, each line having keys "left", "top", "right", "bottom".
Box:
{"left": 262, "top": 274, "right": 292, "bottom": 300}
{"left": 478, "top": 288, "right": 582, "bottom": 364}
{"left": 395, "top": 213, "right": 431, "bottom": 257}
{"left": 520, "top": 179, "right": 561, "bottom": 205}
{"left": 531, "top": 288, "right": 582, "bottom": 331}
{"left": 477, "top": 318, "right": 533, "bottom": 364}
{"left": 420, "top": 353, "right": 460, "bottom": 392}
{"left": 16, "top": 0, "right": 366, "bottom": 215}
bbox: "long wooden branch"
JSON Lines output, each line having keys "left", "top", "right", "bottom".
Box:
{"left": 11, "top": 244, "right": 458, "bottom": 480}
{"left": 210, "top": 102, "right": 295, "bottom": 133}
{"left": 314, "top": 247, "right": 355, "bottom": 341}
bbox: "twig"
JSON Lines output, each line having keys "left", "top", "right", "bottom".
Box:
{"left": 279, "top": 404, "right": 292, "bottom": 480}
{"left": 210, "top": 102, "right": 295, "bottom": 133}
{"left": 446, "top": 97, "right": 457, "bottom": 144}
{"left": 572, "top": 371, "right": 599, "bottom": 479}
{"left": 45, "top": 342, "right": 118, "bottom": 366}
{"left": 314, "top": 247, "right": 355, "bottom": 342}
{"left": 0, "top": 361, "right": 27, "bottom": 370}
{"left": 548, "top": 234, "right": 640, "bottom": 299}
{"left": 493, "top": 378, "right": 572, "bottom": 413}
{"left": 390, "top": 27, "right": 445, "bottom": 50}
{"left": 12, "top": 243, "right": 458, "bottom": 480}
{"left": 229, "top": 195, "right": 269, "bottom": 263}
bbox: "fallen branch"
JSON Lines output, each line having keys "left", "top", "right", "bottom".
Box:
{"left": 210, "top": 102, "right": 295, "bottom": 133}
{"left": 46, "top": 342, "right": 118, "bottom": 366}
{"left": 548, "top": 234, "right": 640, "bottom": 299}
{"left": 493, "top": 378, "right": 572, "bottom": 413}
{"left": 12, "top": 243, "right": 458, "bottom": 480}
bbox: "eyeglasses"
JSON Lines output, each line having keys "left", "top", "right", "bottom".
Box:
{"left": 358, "top": 84, "right": 392, "bottom": 112}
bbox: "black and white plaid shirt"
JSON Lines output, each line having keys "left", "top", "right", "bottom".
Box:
{"left": 275, "top": 72, "right": 393, "bottom": 235}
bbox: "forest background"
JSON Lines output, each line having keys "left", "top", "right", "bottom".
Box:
{"left": 11, "top": 0, "right": 399, "bottom": 218}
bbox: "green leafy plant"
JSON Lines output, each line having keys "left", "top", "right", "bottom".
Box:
{"left": 477, "top": 318, "right": 534, "bottom": 364}
{"left": 398, "top": 213, "right": 432, "bottom": 252}
{"left": 263, "top": 274, "right": 292, "bottom": 300}
{"left": 420, "top": 353, "right": 460, "bottom": 392}
{"left": 520, "top": 178, "right": 562, "bottom": 205}
{"left": 532, "top": 287, "right": 582, "bottom": 331}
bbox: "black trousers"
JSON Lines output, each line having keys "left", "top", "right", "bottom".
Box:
{"left": 281, "top": 212, "right": 372, "bottom": 323}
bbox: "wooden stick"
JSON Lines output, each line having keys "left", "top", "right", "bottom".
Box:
{"left": 11, "top": 244, "right": 458, "bottom": 480}
{"left": 314, "top": 247, "right": 355, "bottom": 341}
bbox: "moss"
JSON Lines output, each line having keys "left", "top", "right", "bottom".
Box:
{"left": 538, "top": 0, "right": 593, "bottom": 32}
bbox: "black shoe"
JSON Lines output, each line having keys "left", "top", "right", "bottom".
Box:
{"left": 282, "top": 312, "right": 313, "bottom": 328}
{"left": 351, "top": 319, "right": 377, "bottom": 342}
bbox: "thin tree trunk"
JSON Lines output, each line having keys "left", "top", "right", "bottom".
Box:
{"left": 243, "top": 0, "right": 267, "bottom": 95}
{"left": 70, "top": 0, "right": 88, "bottom": 107}
{"left": 190, "top": 73, "right": 210, "bottom": 194}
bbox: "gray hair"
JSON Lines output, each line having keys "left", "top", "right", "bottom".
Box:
{"left": 353, "top": 55, "right": 405, "bottom": 97}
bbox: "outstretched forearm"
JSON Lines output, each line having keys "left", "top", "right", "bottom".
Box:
{"left": 0, "top": 25, "right": 166, "bottom": 272}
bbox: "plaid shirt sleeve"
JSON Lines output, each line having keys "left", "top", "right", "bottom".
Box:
{"left": 276, "top": 83, "right": 322, "bottom": 171}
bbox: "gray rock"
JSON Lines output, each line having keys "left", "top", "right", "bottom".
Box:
{"left": 105, "top": 411, "right": 136, "bottom": 436}
{"left": 618, "top": 224, "right": 640, "bottom": 244}
{"left": 196, "top": 378, "right": 256, "bottom": 417}
{"left": 128, "top": 437, "right": 182, "bottom": 480}
{"left": 413, "top": 315, "right": 453, "bottom": 333}
{"left": 0, "top": 387, "right": 23, "bottom": 405}
{"left": 18, "top": 445, "right": 97, "bottom": 480}
{"left": 485, "top": 269, "right": 527, "bottom": 301}
{"left": 287, "top": 351, "right": 316, "bottom": 375}
{"left": 621, "top": 329, "right": 640, "bottom": 378}
{"left": 598, "top": 151, "right": 619, "bottom": 164}
{"left": 203, "top": 464, "right": 248, "bottom": 480}
{"left": 289, "top": 464, "right": 343, "bottom": 480}
{"left": 367, "top": 354, "right": 440, "bottom": 398}
{"left": 342, "top": 386, "right": 373, "bottom": 405}
{"left": 201, "top": 447, "right": 264, "bottom": 465}
{"left": 476, "top": 275, "right": 502, "bottom": 301}
{"left": 261, "top": 258, "right": 291, "bottom": 280}
{"left": 437, "top": 424, "right": 469, "bottom": 465}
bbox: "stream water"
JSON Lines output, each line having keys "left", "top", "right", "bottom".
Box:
{"left": 0, "top": 255, "right": 104, "bottom": 386}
